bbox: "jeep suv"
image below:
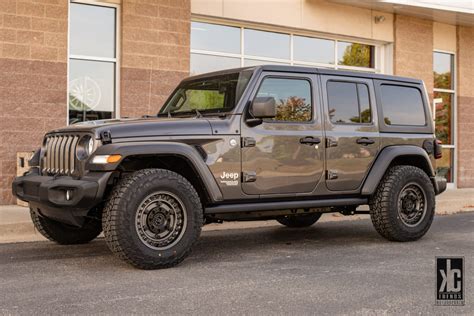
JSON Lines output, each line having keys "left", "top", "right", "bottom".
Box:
{"left": 13, "top": 65, "right": 447, "bottom": 269}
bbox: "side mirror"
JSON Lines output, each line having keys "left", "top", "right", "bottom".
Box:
{"left": 250, "top": 97, "right": 276, "bottom": 119}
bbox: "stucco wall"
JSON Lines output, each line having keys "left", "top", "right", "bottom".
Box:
{"left": 191, "top": 0, "right": 393, "bottom": 42}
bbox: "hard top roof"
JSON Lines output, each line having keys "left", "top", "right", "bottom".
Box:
{"left": 185, "top": 65, "right": 423, "bottom": 85}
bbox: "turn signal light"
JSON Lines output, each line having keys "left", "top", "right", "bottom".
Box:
{"left": 91, "top": 154, "right": 122, "bottom": 164}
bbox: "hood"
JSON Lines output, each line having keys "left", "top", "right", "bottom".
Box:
{"left": 48, "top": 117, "right": 214, "bottom": 139}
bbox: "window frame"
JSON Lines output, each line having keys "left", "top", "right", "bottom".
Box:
{"left": 190, "top": 19, "right": 382, "bottom": 75}
{"left": 433, "top": 49, "right": 457, "bottom": 186}
{"left": 67, "top": 0, "right": 120, "bottom": 125}
{"left": 326, "top": 80, "right": 373, "bottom": 126}
{"left": 250, "top": 74, "right": 315, "bottom": 124}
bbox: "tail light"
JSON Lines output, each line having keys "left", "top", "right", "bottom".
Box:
{"left": 434, "top": 139, "right": 443, "bottom": 159}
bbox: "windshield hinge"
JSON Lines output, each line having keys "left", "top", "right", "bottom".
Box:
{"left": 100, "top": 130, "right": 112, "bottom": 144}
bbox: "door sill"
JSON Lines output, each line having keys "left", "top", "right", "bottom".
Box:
{"left": 205, "top": 197, "right": 367, "bottom": 214}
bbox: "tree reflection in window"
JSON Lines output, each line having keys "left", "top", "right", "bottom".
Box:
{"left": 338, "top": 42, "right": 374, "bottom": 68}
{"left": 256, "top": 78, "right": 312, "bottom": 122}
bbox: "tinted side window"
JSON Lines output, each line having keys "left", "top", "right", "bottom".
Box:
{"left": 380, "top": 85, "right": 425, "bottom": 126}
{"left": 256, "top": 78, "right": 312, "bottom": 122}
{"left": 327, "top": 81, "right": 372, "bottom": 124}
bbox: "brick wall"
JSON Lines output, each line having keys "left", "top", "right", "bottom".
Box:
{"left": 121, "top": 0, "right": 190, "bottom": 118}
{"left": 0, "top": 0, "right": 68, "bottom": 205}
{"left": 393, "top": 15, "right": 434, "bottom": 95}
{"left": 457, "top": 26, "right": 474, "bottom": 187}
{"left": 0, "top": 0, "right": 191, "bottom": 204}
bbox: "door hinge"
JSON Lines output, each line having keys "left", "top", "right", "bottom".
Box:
{"left": 326, "top": 137, "right": 338, "bottom": 148}
{"left": 326, "top": 170, "right": 338, "bottom": 180}
{"left": 241, "top": 137, "right": 256, "bottom": 148}
{"left": 242, "top": 171, "right": 257, "bottom": 183}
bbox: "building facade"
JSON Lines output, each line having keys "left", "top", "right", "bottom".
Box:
{"left": 0, "top": 0, "right": 473, "bottom": 204}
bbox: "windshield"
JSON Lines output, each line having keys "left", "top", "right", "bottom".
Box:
{"left": 159, "top": 69, "right": 253, "bottom": 116}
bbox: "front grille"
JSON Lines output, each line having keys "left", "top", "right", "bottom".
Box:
{"left": 42, "top": 134, "right": 80, "bottom": 176}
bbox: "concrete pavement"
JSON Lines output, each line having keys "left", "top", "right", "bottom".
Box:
{"left": 1, "top": 212, "right": 472, "bottom": 314}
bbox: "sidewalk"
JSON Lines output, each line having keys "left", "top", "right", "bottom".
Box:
{"left": 1, "top": 188, "right": 473, "bottom": 243}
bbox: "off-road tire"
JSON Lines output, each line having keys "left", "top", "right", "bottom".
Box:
{"left": 103, "top": 169, "right": 203, "bottom": 270}
{"left": 277, "top": 213, "right": 322, "bottom": 228}
{"left": 369, "top": 165, "right": 435, "bottom": 242}
{"left": 30, "top": 208, "right": 102, "bottom": 244}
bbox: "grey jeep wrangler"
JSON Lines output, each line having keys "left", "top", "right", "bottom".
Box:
{"left": 13, "top": 65, "right": 447, "bottom": 269}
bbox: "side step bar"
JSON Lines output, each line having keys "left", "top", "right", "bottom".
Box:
{"left": 205, "top": 198, "right": 367, "bottom": 214}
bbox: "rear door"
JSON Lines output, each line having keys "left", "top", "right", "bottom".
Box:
{"left": 321, "top": 75, "right": 380, "bottom": 191}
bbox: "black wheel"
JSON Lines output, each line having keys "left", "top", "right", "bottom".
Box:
{"left": 103, "top": 169, "right": 202, "bottom": 269}
{"left": 30, "top": 208, "right": 102, "bottom": 245}
{"left": 277, "top": 211, "right": 322, "bottom": 228}
{"left": 369, "top": 165, "right": 435, "bottom": 242}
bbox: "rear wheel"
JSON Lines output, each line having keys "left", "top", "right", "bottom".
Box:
{"left": 277, "top": 212, "right": 322, "bottom": 228}
{"left": 369, "top": 165, "right": 435, "bottom": 241}
{"left": 30, "top": 209, "right": 102, "bottom": 245}
{"left": 103, "top": 169, "right": 203, "bottom": 269}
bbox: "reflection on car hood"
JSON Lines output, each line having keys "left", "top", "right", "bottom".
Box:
{"left": 48, "top": 117, "right": 214, "bottom": 139}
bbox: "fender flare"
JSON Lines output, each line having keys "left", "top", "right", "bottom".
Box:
{"left": 361, "top": 145, "right": 435, "bottom": 196}
{"left": 86, "top": 141, "right": 223, "bottom": 202}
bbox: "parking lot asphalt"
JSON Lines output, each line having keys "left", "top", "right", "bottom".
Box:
{"left": 1, "top": 212, "right": 473, "bottom": 315}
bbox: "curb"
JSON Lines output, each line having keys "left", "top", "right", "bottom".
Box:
{"left": 1, "top": 207, "right": 473, "bottom": 244}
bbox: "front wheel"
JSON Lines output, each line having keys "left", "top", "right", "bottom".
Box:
{"left": 369, "top": 165, "right": 435, "bottom": 242}
{"left": 30, "top": 209, "right": 102, "bottom": 244}
{"left": 103, "top": 169, "right": 203, "bottom": 269}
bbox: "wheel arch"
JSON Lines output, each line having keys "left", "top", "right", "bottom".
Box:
{"left": 87, "top": 142, "right": 223, "bottom": 204}
{"left": 361, "top": 145, "right": 435, "bottom": 196}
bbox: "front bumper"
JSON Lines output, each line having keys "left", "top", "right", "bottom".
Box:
{"left": 12, "top": 170, "right": 113, "bottom": 226}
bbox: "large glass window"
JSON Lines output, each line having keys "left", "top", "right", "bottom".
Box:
{"left": 434, "top": 52, "right": 454, "bottom": 90}
{"left": 433, "top": 51, "right": 456, "bottom": 183}
{"left": 337, "top": 42, "right": 374, "bottom": 68}
{"left": 68, "top": 2, "right": 117, "bottom": 125}
{"left": 244, "top": 29, "right": 290, "bottom": 60}
{"left": 255, "top": 78, "right": 312, "bottom": 122}
{"left": 327, "top": 81, "right": 371, "bottom": 124}
{"left": 190, "top": 21, "right": 377, "bottom": 75}
{"left": 293, "top": 36, "right": 335, "bottom": 65}
{"left": 380, "top": 85, "right": 426, "bottom": 126}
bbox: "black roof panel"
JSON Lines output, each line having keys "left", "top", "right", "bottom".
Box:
{"left": 184, "top": 65, "right": 423, "bottom": 84}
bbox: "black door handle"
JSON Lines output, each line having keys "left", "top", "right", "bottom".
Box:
{"left": 300, "top": 136, "right": 321, "bottom": 145}
{"left": 356, "top": 137, "right": 375, "bottom": 145}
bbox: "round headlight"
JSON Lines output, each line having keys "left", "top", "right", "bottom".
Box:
{"left": 77, "top": 136, "right": 95, "bottom": 160}
{"left": 86, "top": 137, "right": 94, "bottom": 156}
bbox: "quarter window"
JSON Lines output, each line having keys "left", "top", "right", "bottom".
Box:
{"left": 380, "top": 85, "right": 426, "bottom": 126}
{"left": 327, "top": 81, "right": 372, "bottom": 124}
{"left": 255, "top": 78, "right": 312, "bottom": 122}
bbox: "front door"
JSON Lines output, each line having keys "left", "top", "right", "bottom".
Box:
{"left": 241, "top": 73, "right": 324, "bottom": 196}
{"left": 321, "top": 75, "right": 380, "bottom": 191}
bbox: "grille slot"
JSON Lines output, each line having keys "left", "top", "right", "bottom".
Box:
{"left": 42, "top": 134, "right": 80, "bottom": 176}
